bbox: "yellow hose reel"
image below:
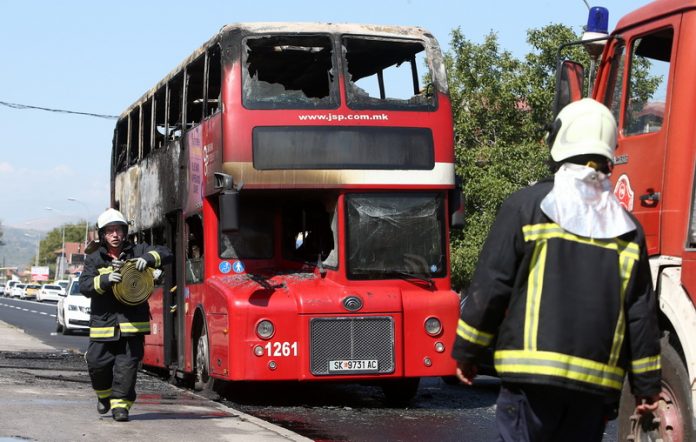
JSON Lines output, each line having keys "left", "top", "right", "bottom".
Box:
{"left": 112, "top": 261, "right": 155, "bottom": 306}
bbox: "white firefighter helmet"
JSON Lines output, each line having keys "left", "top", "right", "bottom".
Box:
{"left": 549, "top": 98, "right": 617, "bottom": 163}
{"left": 97, "top": 208, "right": 128, "bottom": 230}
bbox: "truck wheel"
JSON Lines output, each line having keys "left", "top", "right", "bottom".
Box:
{"left": 618, "top": 338, "right": 693, "bottom": 442}
{"left": 381, "top": 377, "right": 420, "bottom": 406}
{"left": 193, "top": 325, "right": 212, "bottom": 391}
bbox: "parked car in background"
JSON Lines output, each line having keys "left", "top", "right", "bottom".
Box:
{"left": 54, "top": 280, "right": 70, "bottom": 292}
{"left": 37, "top": 284, "right": 64, "bottom": 302}
{"left": 56, "top": 280, "right": 90, "bottom": 335}
{"left": 4, "top": 280, "right": 18, "bottom": 297}
{"left": 10, "top": 284, "right": 27, "bottom": 298}
{"left": 22, "top": 284, "right": 41, "bottom": 300}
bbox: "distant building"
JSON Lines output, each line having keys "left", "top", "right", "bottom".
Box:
{"left": 52, "top": 241, "right": 86, "bottom": 280}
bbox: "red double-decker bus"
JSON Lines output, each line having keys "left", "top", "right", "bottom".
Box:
{"left": 111, "top": 22, "right": 460, "bottom": 402}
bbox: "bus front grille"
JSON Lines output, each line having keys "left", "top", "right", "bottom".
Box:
{"left": 309, "top": 316, "right": 395, "bottom": 375}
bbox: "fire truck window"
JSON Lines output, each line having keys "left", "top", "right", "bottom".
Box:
{"left": 243, "top": 35, "right": 337, "bottom": 109}
{"left": 344, "top": 37, "right": 435, "bottom": 110}
{"left": 219, "top": 206, "right": 274, "bottom": 259}
{"left": 623, "top": 29, "right": 672, "bottom": 136}
{"left": 602, "top": 43, "right": 625, "bottom": 124}
{"left": 186, "top": 214, "right": 204, "bottom": 284}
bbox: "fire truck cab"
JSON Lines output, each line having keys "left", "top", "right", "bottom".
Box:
{"left": 555, "top": 1, "right": 696, "bottom": 440}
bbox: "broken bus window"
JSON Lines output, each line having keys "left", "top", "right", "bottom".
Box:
{"left": 242, "top": 35, "right": 337, "bottom": 109}
{"left": 344, "top": 37, "right": 435, "bottom": 110}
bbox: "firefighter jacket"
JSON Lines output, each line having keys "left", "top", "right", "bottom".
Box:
{"left": 79, "top": 241, "right": 172, "bottom": 342}
{"left": 452, "top": 178, "right": 661, "bottom": 398}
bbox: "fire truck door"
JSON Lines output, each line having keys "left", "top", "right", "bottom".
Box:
{"left": 602, "top": 18, "right": 676, "bottom": 255}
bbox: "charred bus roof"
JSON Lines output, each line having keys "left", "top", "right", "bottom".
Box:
{"left": 117, "top": 22, "right": 445, "bottom": 120}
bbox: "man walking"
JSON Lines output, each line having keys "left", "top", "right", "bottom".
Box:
{"left": 452, "top": 99, "right": 661, "bottom": 441}
{"left": 79, "top": 208, "right": 172, "bottom": 422}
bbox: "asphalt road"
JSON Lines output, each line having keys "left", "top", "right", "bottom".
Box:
{"left": 0, "top": 296, "right": 89, "bottom": 352}
{"left": 0, "top": 296, "right": 619, "bottom": 441}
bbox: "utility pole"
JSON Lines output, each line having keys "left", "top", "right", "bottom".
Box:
{"left": 58, "top": 225, "right": 65, "bottom": 279}
{"left": 67, "top": 197, "right": 90, "bottom": 250}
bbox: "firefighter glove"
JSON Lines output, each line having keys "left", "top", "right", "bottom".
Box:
{"left": 108, "top": 271, "right": 122, "bottom": 284}
{"left": 111, "top": 259, "right": 125, "bottom": 271}
{"left": 134, "top": 257, "right": 148, "bottom": 272}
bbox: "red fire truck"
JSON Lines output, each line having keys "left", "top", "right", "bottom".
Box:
{"left": 110, "top": 23, "right": 461, "bottom": 404}
{"left": 556, "top": 1, "right": 696, "bottom": 439}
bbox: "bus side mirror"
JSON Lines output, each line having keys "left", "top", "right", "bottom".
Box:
{"left": 215, "top": 172, "right": 240, "bottom": 233}
{"left": 552, "top": 60, "right": 585, "bottom": 117}
{"left": 219, "top": 190, "right": 240, "bottom": 233}
{"left": 450, "top": 176, "right": 466, "bottom": 230}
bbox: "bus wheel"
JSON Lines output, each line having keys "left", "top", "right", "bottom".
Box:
{"left": 194, "top": 326, "right": 211, "bottom": 391}
{"left": 618, "top": 338, "right": 693, "bottom": 442}
{"left": 381, "top": 377, "right": 420, "bottom": 406}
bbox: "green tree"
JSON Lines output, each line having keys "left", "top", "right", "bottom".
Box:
{"left": 446, "top": 24, "right": 661, "bottom": 291}
{"left": 447, "top": 25, "right": 589, "bottom": 291}
{"left": 36, "top": 223, "right": 88, "bottom": 276}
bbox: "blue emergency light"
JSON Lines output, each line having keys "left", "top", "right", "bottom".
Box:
{"left": 586, "top": 6, "right": 609, "bottom": 34}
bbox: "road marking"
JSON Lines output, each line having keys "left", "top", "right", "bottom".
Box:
{"left": 1, "top": 301, "right": 57, "bottom": 318}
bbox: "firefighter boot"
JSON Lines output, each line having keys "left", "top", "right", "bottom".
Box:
{"left": 97, "top": 397, "right": 110, "bottom": 415}
{"left": 112, "top": 408, "right": 129, "bottom": 422}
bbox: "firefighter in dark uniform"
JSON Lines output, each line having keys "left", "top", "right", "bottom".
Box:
{"left": 452, "top": 99, "right": 662, "bottom": 441}
{"left": 79, "top": 208, "right": 172, "bottom": 422}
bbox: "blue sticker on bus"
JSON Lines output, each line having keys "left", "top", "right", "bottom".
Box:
{"left": 232, "top": 261, "right": 245, "bottom": 273}
{"left": 219, "top": 261, "right": 232, "bottom": 274}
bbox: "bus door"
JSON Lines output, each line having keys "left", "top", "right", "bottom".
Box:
{"left": 602, "top": 17, "right": 676, "bottom": 254}
{"left": 162, "top": 211, "right": 181, "bottom": 368}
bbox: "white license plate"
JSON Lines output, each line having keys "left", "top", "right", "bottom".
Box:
{"left": 329, "top": 359, "right": 379, "bottom": 372}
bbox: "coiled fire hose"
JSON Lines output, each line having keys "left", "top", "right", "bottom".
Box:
{"left": 112, "top": 260, "right": 155, "bottom": 306}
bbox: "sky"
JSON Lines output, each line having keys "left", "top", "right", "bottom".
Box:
{"left": 0, "top": 0, "right": 648, "bottom": 231}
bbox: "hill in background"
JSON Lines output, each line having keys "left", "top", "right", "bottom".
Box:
{"left": 0, "top": 226, "right": 44, "bottom": 271}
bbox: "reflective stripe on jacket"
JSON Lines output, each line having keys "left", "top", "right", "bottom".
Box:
{"left": 452, "top": 178, "right": 661, "bottom": 398}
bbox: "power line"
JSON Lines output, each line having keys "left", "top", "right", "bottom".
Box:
{"left": 0, "top": 100, "right": 118, "bottom": 119}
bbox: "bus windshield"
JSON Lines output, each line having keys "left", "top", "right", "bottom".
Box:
{"left": 346, "top": 193, "right": 446, "bottom": 280}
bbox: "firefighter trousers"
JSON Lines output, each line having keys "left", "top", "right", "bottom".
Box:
{"left": 86, "top": 335, "right": 144, "bottom": 410}
{"left": 495, "top": 382, "right": 608, "bottom": 442}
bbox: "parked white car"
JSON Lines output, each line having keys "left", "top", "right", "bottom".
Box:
{"left": 37, "top": 284, "right": 64, "bottom": 302}
{"left": 10, "top": 283, "right": 27, "bottom": 299}
{"left": 3, "top": 280, "right": 18, "bottom": 297}
{"left": 56, "top": 280, "right": 90, "bottom": 335}
{"left": 55, "top": 280, "right": 70, "bottom": 291}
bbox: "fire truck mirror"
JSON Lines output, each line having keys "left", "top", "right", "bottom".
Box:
{"left": 219, "top": 190, "right": 240, "bottom": 233}
{"left": 553, "top": 60, "right": 585, "bottom": 117}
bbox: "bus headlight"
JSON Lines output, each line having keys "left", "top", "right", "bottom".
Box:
{"left": 255, "top": 319, "right": 275, "bottom": 339}
{"left": 424, "top": 316, "right": 442, "bottom": 336}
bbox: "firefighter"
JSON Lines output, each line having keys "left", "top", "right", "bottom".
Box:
{"left": 79, "top": 208, "right": 172, "bottom": 422}
{"left": 452, "top": 98, "right": 661, "bottom": 441}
